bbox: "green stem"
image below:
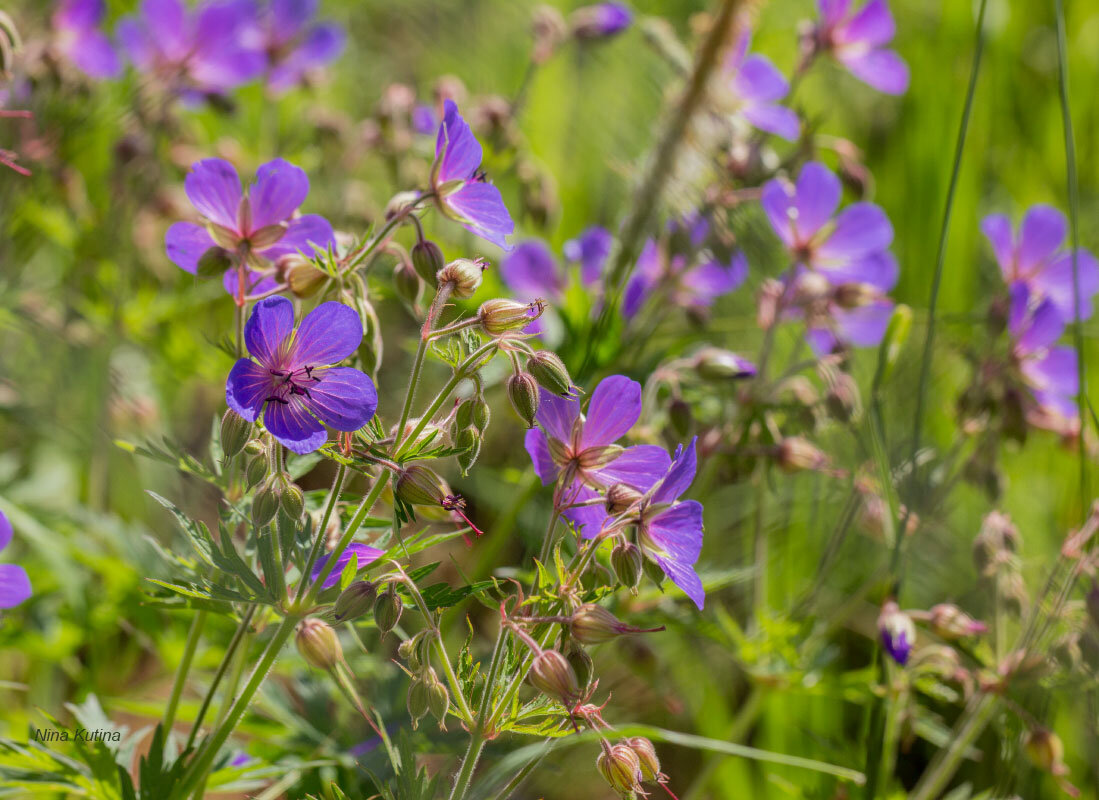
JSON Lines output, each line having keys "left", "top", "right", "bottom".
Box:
{"left": 164, "top": 610, "right": 207, "bottom": 735}
{"left": 448, "top": 731, "right": 486, "bottom": 800}
{"left": 908, "top": 694, "right": 996, "bottom": 800}
{"left": 294, "top": 464, "right": 347, "bottom": 607}
{"left": 184, "top": 605, "right": 256, "bottom": 752}
{"left": 395, "top": 284, "right": 454, "bottom": 449}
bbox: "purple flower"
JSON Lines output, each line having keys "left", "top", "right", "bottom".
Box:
{"left": 431, "top": 100, "right": 514, "bottom": 250}
{"left": 501, "top": 240, "right": 564, "bottom": 303}
{"left": 117, "top": 0, "right": 265, "bottom": 98}
{"left": 570, "top": 3, "right": 633, "bottom": 40}
{"left": 623, "top": 238, "right": 748, "bottom": 318}
{"left": 53, "top": 0, "right": 122, "bottom": 79}
{"left": 524, "top": 375, "right": 671, "bottom": 537}
{"left": 981, "top": 204, "right": 1099, "bottom": 322}
{"left": 635, "top": 438, "right": 705, "bottom": 610}
{"left": 1009, "top": 283, "right": 1079, "bottom": 423}
{"left": 564, "top": 225, "right": 614, "bottom": 287}
{"left": 311, "top": 542, "right": 383, "bottom": 590}
{"left": 878, "top": 601, "right": 914, "bottom": 665}
{"left": 815, "top": 0, "right": 909, "bottom": 95}
{"left": 411, "top": 103, "right": 438, "bottom": 135}
{"left": 241, "top": 0, "right": 346, "bottom": 93}
{"left": 722, "top": 31, "right": 800, "bottom": 141}
{"left": 226, "top": 297, "right": 378, "bottom": 454}
{"left": 0, "top": 510, "right": 32, "bottom": 609}
{"left": 165, "top": 158, "right": 335, "bottom": 299}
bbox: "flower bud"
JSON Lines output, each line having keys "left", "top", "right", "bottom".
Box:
{"left": 245, "top": 454, "right": 268, "bottom": 488}
{"left": 571, "top": 603, "right": 664, "bottom": 645}
{"left": 878, "top": 601, "right": 915, "bottom": 666}
{"left": 776, "top": 437, "right": 828, "bottom": 473}
{"left": 566, "top": 645, "right": 594, "bottom": 689}
{"left": 693, "top": 347, "right": 757, "bottom": 380}
{"left": 220, "top": 409, "right": 252, "bottom": 458}
{"left": 479, "top": 298, "right": 543, "bottom": 334}
{"left": 507, "top": 372, "right": 541, "bottom": 428}
{"left": 333, "top": 581, "right": 378, "bottom": 622}
{"left": 928, "top": 604, "right": 987, "bottom": 640}
{"left": 428, "top": 676, "right": 451, "bottom": 727}
{"left": 252, "top": 479, "right": 280, "bottom": 528}
{"left": 295, "top": 618, "right": 342, "bottom": 670}
{"left": 437, "top": 258, "right": 485, "bottom": 298}
{"left": 373, "top": 584, "right": 403, "bottom": 637}
{"left": 455, "top": 396, "right": 490, "bottom": 432}
{"left": 833, "top": 282, "right": 878, "bottom": 309}
{"left": 396, "top": 465, "right": 451, "bottom": 506}
{"left": 823, "top": 370, "right": 862, "bottom": 423}
{"left": 531, "top": 4, "right": 567, "bottom": 63}
{"left": 596, "top": 743, "right": 643, "bottom": 795}
{"left": 394, "top": 262, "right": 423, "bottom": 307}
{"left": 280, "top": 480, "right": 305, "bottom": 521}
{"left": 411, "top": 239, "right": 445, "bottom": 284}
{"left": 196, "top": 246, "right": 233, "bottom": 278}
{"left": 611, "top": 541, "right": 643, "bottom": 590}
{"left": 527, "top": 350, "right": 576, "bottom": 396}
{"left": 570, "top": 3, "right": 633, "bottom": 40}
{"left": 407, "top": 676, "right": 430, "bottom": 729}
{"left": 385, "top": 190, "right": 420, "bottom": 220}
{"left": 668, "top": 397, "right": 692, "bottom": 437}
{"left": 1024, "top": 728, "right": 1065, "bottom": 774}
{"left": 456, "top": 428, "right": 482, "bottom": 475}
{"left": 605, "top": 483, "right": 642, "bottom": 515}
{"left": 624, "top": 737, "right": 661, "bottom": 782}
{"left": 528, "top": 649, "right": 580, "bottom": 701}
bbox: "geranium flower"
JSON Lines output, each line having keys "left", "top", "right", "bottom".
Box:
{"left": 165, "top": 158, "right": 335, "bottom": 299}
{"left": 431, "top": 100, "right": 514, "bottom": 250}
{"left": 53, "top": 0, "right": 121, "bottom": 79}
{"left": 564, "top": 225, "right": 613, "bottom": 286}
{"left": 525, "top": 375, "right": 671, "bottom": 536}
{"left": 242, "top": 0, "right": 346, "bottom": 93}
{"left": 0, "top": 510, "right": 32, "bottom": 609}
{"left": 117, "top": 0, "right": 265, "bottom": 98}
{"left": 981, "top": 204, "right": 1099, "bottom": 322}
{"left": 761, "top": 161, "right": 897, "bottom": 292}
{"left": 226, "top": 297, "right": 378, "bottom": 453}
{"left": 633, "top": 437, "right": 705, "bottom": 610}
{"left": 311, "top": 543, "right": 383, "bottom": 590}
{"left": 878, "top": 601, "right": 915, "bottom": 665}
{"left": 624, "top": 237, "right": 748, "bottom": 318}
{"left": 814, "top": 0, "right": 909, "bottom": 95}
{"left": 570, "top": 3, "right": 632, "bottom": 40}
{"left": 1008, "top": 283, "right": 1079, "bottom": 423}
{"left": 501, "top": 240, "right": 565, "bottom": 304}
{"left": 720, "top": 30, "right": 799, "bottom": 141}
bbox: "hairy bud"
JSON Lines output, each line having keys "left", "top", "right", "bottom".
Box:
{"left": 570, "top": 603, "right": 664, "bottom": 645}
{"left": 252, "top": 479, "right": 281, "bottom": 528}
{"left": 611, "top": 541, "right": 643, "bottom": 590}
{"left": 527, "top": 350, "right": 575, "bottom": 396}
{"left": 393, "top": 261, "right": 423, "bottom": 307}
{"left": 456, "top": 428, "right": 482, "bottom": 474}
{"left": 396, "top": 465, "right": 451, "bottom": 506}
{"left": 437, "top": 258, "right": 485, "bottom": 298}
{"left": 295, "top": 618, "right": 342, "bottom": 670}
{"left": 373, "top": 584, "right": 403, "bottom": 637}
{"left": 479, "top": 298, "right": 543, "bottom": 334}
{"left": 776, "top": 437, "right": 828, "bottom": 473}
{"left": 277, "top": 253, "right": 327, "bottom": 298}
{"left": 507, "top": 372, "right": 541, "bottom": 428}
{"left": 929, "top": 604, "right": 987, "bottom": 640}
{"left": 279, "top": 479, "right": 305, "bottom": 521}
{"left": 333, "top": 581, "right": 378, "bottom": 622}
{"left": 407, "top": 675, "right": 430, "bottom": 729}
{"left": 605, "top": 483, "right": 642, "bottom": 515}
{"left": 528, "top": 649, "right": 580, "bottom": 701}
{"left": 245, "top": 453, "right": 268, "bottom": 488}
{"left": 220, "top": 410, "right": 251, "bottom": 458}
{"left": 596, "top": 743, "right": 643, "bottom": 795}
{"left": 625, "top": 737, "right": 662, "bottom": 782}
{"left": 410, "top": 239, "right": 445, "bottom": 284}
{"left": 693, "top": 347, "right": 757, "bottom": 380}
{"left": 566, "top": 645, "right": 594, "bottom": 689}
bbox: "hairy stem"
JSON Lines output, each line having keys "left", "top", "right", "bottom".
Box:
{"left": 164, "top": 610, "right": 207, "bottom": 735}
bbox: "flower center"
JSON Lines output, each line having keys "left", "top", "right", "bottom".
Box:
{"left": 265, "top": 365, "right": 322, "bottom": 405}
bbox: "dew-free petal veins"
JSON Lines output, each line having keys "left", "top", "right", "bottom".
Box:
{"left": 446, "top": 182, "right": 515, "bottom": 250}
{"left": 245, "top": 296, "right": 296, "bottom": 367}
{"left": 1035, "top": 250, "right": 1099, "bottom": 322}
{"left": 534, "top": 392, "right": 581, "bottom": 443}
{"left": 165, "top": 222, "right": 217, "bottom": 274}
{"left": 817, "top": 203, "right": 893, "bottom": 259}
{"left": 290, "top": 302, "right": 363, "bottom": 367}
{"left": 593, "top": 445, "right": 672, "bottom": 488}
{"left": 525, "top": 428, "right": 560, "bottom": 485}
{"left": 1016, "top": 205, "right": 1067, "bottom": 274}
{"left": 226, "top": 359, "right": 273, "bottom": 422}
{"left": 652, "top": 438, "right": 698, "bottom": 505}
{"left": 794, "top": 162, "right": 842, "bottom": 240}
{"left": 185, "top": 159, "right": 244, "bottom": 230}
{"left": 249, "top": 159, "right": 310, "bottom": 230}
{"left": 305, "top": 367, "right": 379, "bottom": 431}
{"left": 435, "top": 100, "right": 482, "bottom": 182}
{"left": 579, "top": 375, "right": 642, "bottom": 450}
{"left": 262, "top": 214, "right": 336, "bottom": 260}
{"left": 0, "top": 563, "right": 33, "bottom": 609}
{"left": 264, "top": 396, "right": 327, "bottom": 454}
{"left": 312, "top": 543, "right": 383, "bottom": 590}
{"left": 502, "top": 240, "right": 564, "bottom": 302}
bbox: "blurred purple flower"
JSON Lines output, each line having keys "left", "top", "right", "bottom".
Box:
{"left": 564, "top": 225, "right": 614, "bottom": 287}
{"left": 982, "top": 204, "right": 1099, "bottom": 322}
{"left": 623, "top": 238, "right": 748, "bottom": 318}
{"left": 53, "top": 0, "right": 122, "bottom": 79}
{"left": 242, "top": 0, "right": 346, "bottom": 93}
{"left": 431, "top": 100, "right": 514, "bottom": 250}
{"left": 117, "top": 0, "right": 265, "bottom": 97}
{"left": 311, "top": 542, "right": 383, "bottom": 590}
{"left": 501, "top": 240, "right": 564, "bottom": 303}
{"left": 412, "top": 103, "right": 438, "bottom": 135}
{"left": 570, "top": 2, "right": 632, "bottom": 40}
{"left": 165, "top": 158, "right": 335, "bottom": 299}
{"left": 635, "top": 437, "right": 705, "bottom": 610}
{"left": 815, "top": 0, "right": 908, "bottom": 94}
{"left": 525, "top": 375, "right": 671, "bottom": 537}
{"left": 226, "top": 297, "right": 378, "bottom": 453}
{"left": 878, "top": 602, "right": 914, "bottom": 665}
{"left": 1009, "top": 283, "right": 1079, "bottom": 422}
{"left": 762, "top": 161, "right": 897, "bottom": 290}
{"left": 722, "top": 31, "right": 799, "bottom": 141}
{"left": 0, "top": 510, "right": 32, "bottom": 609}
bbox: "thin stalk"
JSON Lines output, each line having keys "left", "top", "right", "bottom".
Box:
{"left": 751, "top": 462, "right": 769, "bottom": 621}
{"left": 448, "top": 731, "right": 486, "bottom": 800}
{"left": 395, "top": 284, "right": 454, "bottom": 449}
{"left": 294, "top": 464, "right": 348, "bottom": 607}
{"left": 908, "top": 694, "right": 997, "bottom": 800}
{"left": 184, "top": 604, "right": 256, "bottom": 751}
{"left": 164, "top": 611, "right": 207, "bottom": 734}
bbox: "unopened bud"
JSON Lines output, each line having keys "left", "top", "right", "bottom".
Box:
{"left": 456, "top": 428, "right": 482, "bottom": 474}
{"left": 245, "top": 454, "right": 268, "bottom": 488}
{"left": 1024, "top": 729, "right": 1065, "bottom": 774}
{"left": 527, "top": 350, "right": 575, "bottom": 396}
{"left": 566, "top": 645, "right": 594, "bottom": 689}
{"left": 196, "top": 246, "right": 233, "bottom": 278}
{"left": 220, "top": 410, "right": 252, "bottom": 458}
{"left": 385, "top": 190, "right": 420, "bottom": 220}
{"left": 611, "top": 541, "right": 643, "bottom": 590}
{"left": 929, "top": 604, "right": 987, "bottom": 640}
{"left": 776, "top": 437, "right": 828, "bottom": 473}
{"left": 693, "top": 347, "right": 757, "bottom": 380}
{"left": 396, "top": 465, "right": 451, "bottom": 506}
{"left": 624, "top": 737, "right": 661, "bottom": 782}
{"left": 394, "top": 262, "right": 423, "bottom": 307}
{"left": 277, "top": 253, "right": 327, "bottom": 298}
{"left": 507, "top": 372, "right": 541, "bottom": 428}
{"left": 428, "top": 676, "right": 450, "bottom": 728}
{"left": 411, "top": 239, "right": 445, "bottom": 284}
{"left": 398, "top": 631, "right": 429, "bottom": 671}
{"left": 605, "top": 483, "right": 642, "bottom": 515}
{"left": 668, "top": 397, "right": 692, "bottom": 437}
{"left": 374, "top": 584, "right": 403, "bottom": 636}
{"left": 333, "top": 581, "right": 378, "bottom": 622}
{"left": 252, "top": 479, "right": 280, "bottom": 528}
{"left": 479, "top": 298, "right": 543, "bottom": 334}
{"left": 528, "top": 649, "right": 580, "bottom": 701}
{"left": 280, "top": 480, "right": 305, "bottom": 521}
{"left": 295, "top": 618, "right": 342, "bottom": 670}
{"left": 437, "top": 258, "right": 485, "bottom": 298}
{"left": 407, "top": 676, "right": 430, "bottom": 728}
{"left": 571, "top": 3, "right": 633, "bottom": 40}
{"left": 879, "top": 601, "right": 915, "bottom": 666}
{"left": 570, "top": 603, "right": 664, "bottom": 645}
{"left": 596, "top": 743, "right": 643, "bottom": 795}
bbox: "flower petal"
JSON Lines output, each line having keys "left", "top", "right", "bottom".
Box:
{"left": 226, "top": 359, "right": 273, "bottom": 422}
{"left": 564, "top": 225, "right": 614, "bottom": 286}
{"left": 817, "top": 249, "right": 898, "bottom": 291}
{"left": 980, "top": 213, "right": 1015, "bottom": 276}
{"left": 444, "top": 182, "right": 514, "bottom": 250}
{"left": 579, "top": 375, "right": 641, "bottom": 449}
{"left": 742, "top": 102, "right": 800, "bottom": 141}
{"left": 0, "top": 510, "right": 11, "bottom": 552}
{"left": 525, "top": 428, "right": 560, "bottom": 485}
{"left": 271, "top": 0, "right": 318, "bottom": 42}
{"left": 760, "top": 177, "right": 796, "bottom": 247}
{"left": 1034, "top": 249, "right": 1099, "bottom": 322}
{"left": 304, "top": 367, "right": 378, "bottom": 431}
{"left": 288, "top": 301, "right": 362, "bottom": 367}
{"left": 165, "top": 222, "right": 216, "bottom": 274}
{"left": 795, "top": 162, "right": 842, "bottom": 241}
{"left": 501, "top": 240, "right": 564, "bottom": 301}
{"left": 561, "top": 483, "right": 608, "bottom": 540}
{"left": 435, "top": 100, "right": 482, "bottom": 182}
{"left": 65, "top": 30, "right": 122, "bottom": 79}
{"left": 141, "top": 0, "right": 188, "bottom": 60}
{"left": 245, "top": 296, "right": 295, "bottom": 367}
{"left": 222, "top": 267, "right": 280, "bottom": 298}
{"left": 264, "top": 395, "right": 327, "bottom": 454}
{"left": 653, "top": 437, "right": 697, "bottom": 504}
{"left": 1023, "top": 345, "right": 1078, "bottom": 397}
{"left": 833, "top": 300, "right": 894, "bottom": 348}
{"left": 734, "top": 54, "right": 789, "bottom": 104}
{"left": 1016, "top": 295, "right": 1064, "bottom": 354}
{"left": 0, "top": 563, "right": 32, "bottom": 609}
{"left": 260, "top": 214, "right": 336, "bottom": 260}
{"left": 817, "top": 202, "right": 893, "bottom": 259}
{"left": 646, "top": 500, "right": 705, "bottom": 609}
{"left": 1016, "top": 204, "right": 1067, "bottom": 276}
{"left": 249, "top": 159, "right": 309, "bottom": 230}
{"left": 185, "top": 158, "right": 243, "bottom": 231}
{"left": 837, "top": 0, "right": 895, "bottom": 48}
{"left": 311, "top": 542, "right": 383, "bottom": 591}
{"left": 535, "top": 390, "right": 580, "bottom": 442}
{"left": 839, "top": 48, "right": 909, "bottom": 94}
{"left": 593, "top": 445, "right": 672, "bottom": 489}
{"left": 681, "top": 252, "right": 749, "bottom": 301}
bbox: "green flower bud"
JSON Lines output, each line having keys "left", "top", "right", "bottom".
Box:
{"left": 527, "top": 350, "right": 575, "bottom": 396}
{"left": 295, "top": 618, "right": 342, "bottom": 670}
{"left": 611, "top": 541, "right": 643, "bottom": 591}
{"left": 196, "top": 246, "right": 233, "bottom": 278}
{"left": 333, "top": 581, "right": 378, "bottom": 622}
{"left": 373, "top": 584, "right": 403, "bottom": 637}
{"left": 570, "top": 603, "right": 664, "bottom": 645}
{"left": 398, "top": 632, "right": 427, "bottom": 671}
{"left": 624, "top": 737, "right": 661, "bottom": 782}
{"left": 252, "top": 479, "right": 280, "bottom": 528}
{"left": 693, "top": 347, "right": 757, "bottom": 380}
{"left": 566, "top": 645, "right": 594, "bottom": 690}
{"left": 1024, "top": 728, "right": 1065, "bottom": 774}
{"left": 605, "top": 483, "right": 642, "bottom": 515}
{"left": 245, "top": 453, "right": 268, "bottom": 488}
{"left": 667, "top": 397, "right": 692, "bottom": 438}
{"left": 244, "top": 439, "right": 265, "bottom": 456}
{"left": 407, "top": 676, "right": 430, "bottom": 729}
{"left": 280, "top": 480, "right": 305, "bottom": 521}
{"left": 478, "top": 298, "right": 544, "bottom": 334}
{"left": 596, "top": 744, "right": 643, "bottom": 795}
{"left": 456, "top": 428, "right": 482, "bottom": 475}
{"left": 428, "top": 677, "right": 450, "bottom": 728}
{"left": 394, "top": 262, "right": 424, "bottom": 307}
{"left": 220, "top": 410, "right": 252, "bottom": 459}
{"left": 411, "top": 239, "right": 445, "bottom": 284}
{"left": 528, "top": 649, "right": 579, "bottom": 701}
{"left": 507, "top": 372, "right": 541, "bottom": 428}
{"left": 395, "top": 465, "right": 451, "bottom": 507}
{"left": 437, "top": 258, "right": 486, "bottom": 298}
